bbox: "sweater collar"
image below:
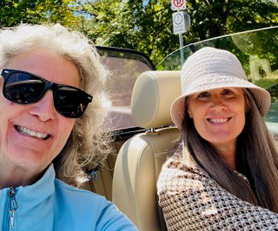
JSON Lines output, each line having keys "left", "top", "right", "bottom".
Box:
{"left": 0, "top": 164, "right": 56, "bottom": 230}
{"left": 11, "top": 164, "right": 56, "bottom": 229}
{"left": 16, "top": 163, "right": 56, "bottom": 202}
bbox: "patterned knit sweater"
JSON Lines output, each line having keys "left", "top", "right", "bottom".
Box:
{"left": 157, "top": 151, "right": 278, "bottom": 231}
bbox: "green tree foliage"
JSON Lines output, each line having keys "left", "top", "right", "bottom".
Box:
{"left": 1, "top": 0, "right": 277, "bottom": 65}
{"left": 187, "top": 0, "right": 278, "bottom": 42}
{"left": 74, "top": 0, "right": 176, "bottom": 65}
{"left": 70, "top": 0, "right": 168, "bottom": 64}
{"left": 0, "top": 0, "right": 78, "bottom": 28}
{"left": 74, "top": 0, "right": 277, "bottom": 65}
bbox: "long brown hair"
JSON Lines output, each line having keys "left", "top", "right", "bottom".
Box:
{"left": 182, "top": 89, "right": 278, "bottom": 212}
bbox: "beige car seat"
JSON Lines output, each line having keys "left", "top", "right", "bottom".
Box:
{"left": 112, "top": 71, "right": 181, "bottom": 231}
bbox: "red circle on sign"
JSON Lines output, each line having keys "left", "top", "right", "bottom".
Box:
{"left": 174, "top": 0, "right": 184, "bottom": 7}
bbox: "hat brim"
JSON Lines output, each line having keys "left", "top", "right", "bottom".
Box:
{"left": 170, "top": 74, "right": 270, "bottom": 130}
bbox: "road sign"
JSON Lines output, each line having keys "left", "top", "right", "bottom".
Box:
{"left": 172, "top": 11, "right": 190, "bottom": 35}
{"left": 171, "top": 0, "right": 186, "bottom": 11}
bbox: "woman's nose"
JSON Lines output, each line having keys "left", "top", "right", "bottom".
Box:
{"left": 28, "top": 91, "right": 57, "bottom": 121}
{"left": 209, "top": 96, "right": 227, "bottom": 110}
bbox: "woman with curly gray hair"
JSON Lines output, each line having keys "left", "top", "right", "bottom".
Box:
{"left": 0, "top": 24, "right": 137, "bottom": 230}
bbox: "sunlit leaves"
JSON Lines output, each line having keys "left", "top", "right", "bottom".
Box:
{"left": 0, "top": 0, "right": 79, "bottom": 28}
{"left": 0, "top": 0, "right": 276, "bottom": 66}
{"left": 74, "top": 0, "right": 276, "bottom": 65}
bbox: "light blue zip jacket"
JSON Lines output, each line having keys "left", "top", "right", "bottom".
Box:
{"left": 0, "top": 164, "right": 138, "bottom": 231}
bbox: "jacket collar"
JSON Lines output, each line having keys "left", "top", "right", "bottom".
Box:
{"left": 16, "top": 163, "right": 55, "bottom": 203}
{"left": 1, "top": 164, "right": 56, "bottom": 230}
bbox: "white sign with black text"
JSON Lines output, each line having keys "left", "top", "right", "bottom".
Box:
{"left": 172, "top": 11, "right": 190, "bottom": 35}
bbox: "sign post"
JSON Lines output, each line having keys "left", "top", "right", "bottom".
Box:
{"left": 171, "top": 0, "right": 190, "bottom": 66}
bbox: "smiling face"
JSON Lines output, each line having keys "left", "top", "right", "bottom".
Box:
{"left": 188, "top": 88, "right": 246, "bottom": 153}
{"left": 0, "top": 49, "right": 80, "bottom": 179}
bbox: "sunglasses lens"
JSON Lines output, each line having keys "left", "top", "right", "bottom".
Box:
{"left": 2, "top": 69, "right": 92, "bottom": 118}
{"left": 5, "top": 73, "right": 45, "bottom": 104}
{"left": 55, "top": 86, "right": 89, "bottom": 118}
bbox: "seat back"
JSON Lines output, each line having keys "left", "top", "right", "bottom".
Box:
{"left": 112, "top": 71, "right": 181, "bottom": 231}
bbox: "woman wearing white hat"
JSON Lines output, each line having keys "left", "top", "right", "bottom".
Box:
{"left": 157, "top": 47, "right": 278, "bottom": 230}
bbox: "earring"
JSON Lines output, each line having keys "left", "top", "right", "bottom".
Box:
{"left": 187, "top": 110, "right": 192, "bottom": 118}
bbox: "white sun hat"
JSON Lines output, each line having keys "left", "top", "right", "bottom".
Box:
{"left": 170, "top": 47, "right": 271, "bottom": 130}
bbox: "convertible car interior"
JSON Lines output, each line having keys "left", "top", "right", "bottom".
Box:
{"left": 113, "top": 71, "right": 180, "bottom": 231}
{"left": 81, "top": 27, "right": 277, "bottom": 231}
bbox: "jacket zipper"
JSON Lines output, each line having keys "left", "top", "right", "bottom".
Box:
{"left": 8, "top": 187, "right": 18, "bottom": 231}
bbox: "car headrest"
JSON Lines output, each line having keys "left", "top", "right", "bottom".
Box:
{"left": 131, "top": 71, "right": 181, "bottom": 129}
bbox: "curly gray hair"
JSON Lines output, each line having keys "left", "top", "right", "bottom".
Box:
{"left": 0, "top": 24, "right": 112, "bottom": 186}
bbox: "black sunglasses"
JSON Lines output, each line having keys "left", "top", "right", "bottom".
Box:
{"left": 1, "top": 69, "right": 93, "bottom": 118}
